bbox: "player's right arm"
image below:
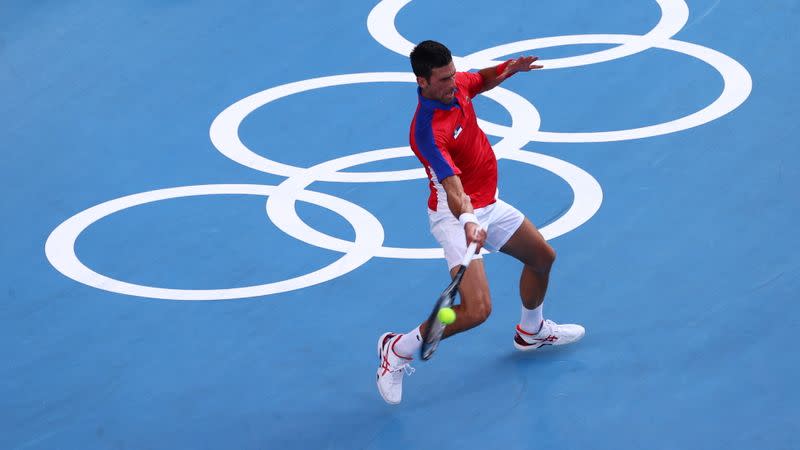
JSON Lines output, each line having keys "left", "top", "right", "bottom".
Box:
{"left": 413, "top": 111, "right": 485, "bottom": 250}
{"left": 441, "top": 175, "right": 486, "bottom": 251}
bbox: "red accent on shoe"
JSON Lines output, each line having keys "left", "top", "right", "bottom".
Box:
{"left": 515, "top": 323, "right": 558, "bottom": 346}
{"left": 390, "top": 336, "right": 413, "bottom": 361}
{"left": 516, "top": 321, "right": 543, "bottom": 336}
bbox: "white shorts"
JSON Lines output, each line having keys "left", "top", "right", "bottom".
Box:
{"left": 429, "top": 199, "right": 525, "bottom": 270}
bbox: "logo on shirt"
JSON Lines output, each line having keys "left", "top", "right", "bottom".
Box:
{"left": 453, "top": 126, "right": 463, "bottom": 139}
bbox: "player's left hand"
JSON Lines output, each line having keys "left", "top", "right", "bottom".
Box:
{"left": 505, "top": 56, "right": 543, "bottom": 75}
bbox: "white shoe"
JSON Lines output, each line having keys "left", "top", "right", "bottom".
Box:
{"left": 514, "top": 319, "right": 585, "bottom": 351}
{"left": 376, "top": 332, "right": 414, "bottom": 405}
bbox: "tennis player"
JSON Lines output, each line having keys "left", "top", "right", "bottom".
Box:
{"left": 376, "top": 40, "right": 585, "bottom": 404}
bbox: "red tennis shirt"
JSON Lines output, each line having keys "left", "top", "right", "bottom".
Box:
{"left": 409, "top": 71, "right": 498, "bottom": 212}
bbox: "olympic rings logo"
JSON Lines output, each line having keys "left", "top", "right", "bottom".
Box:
{"left": 45, "top": 0, "right": 751, "bottom": 301}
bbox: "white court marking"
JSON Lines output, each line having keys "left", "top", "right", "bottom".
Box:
{"left": 46, "top": 0, "right": 752, "bottom": 300}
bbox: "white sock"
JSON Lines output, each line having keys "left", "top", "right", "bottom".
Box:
{"left": 520, "top": 304, "right": 544, "bottom": 334}
{"left": 393, "top": 326, "right": 422, "bottom": 359}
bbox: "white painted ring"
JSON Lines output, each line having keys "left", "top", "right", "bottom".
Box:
{"left": 44, "top": 184, "right": 384, "bottom": 300}
{"left": 366, "top": 0, "right": 689, "bottom": 70}
{"left": 462, "top": 35, "right": 753, "bottom": 142}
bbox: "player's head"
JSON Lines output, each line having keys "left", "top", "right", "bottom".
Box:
{"left": 411, "top": 40, "right": 457, "bottom": 104}
{"left": 410, "top": 40, "right": 452, "bottom": 79}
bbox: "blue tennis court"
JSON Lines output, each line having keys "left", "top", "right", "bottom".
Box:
{"left": 3, "top": 0, "right": 798, "bottom": 448}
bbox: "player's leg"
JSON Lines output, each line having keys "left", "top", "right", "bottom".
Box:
{"left": 396, "top": 232, "right": 493, "bottom": 352}
{"left": 440, "top": 258, "right": 492, "bottom": 338}
{"left": 499, "top": 217, "right": 555, "bottom": 311}
{"left": 376, "top": 209, "right": 491, "bottom": 404}
{"left": 490, "top": 206, "right": 585, "bottom": 350}
{"left": 376, "top": 256, "right": 491, "bottom": 405}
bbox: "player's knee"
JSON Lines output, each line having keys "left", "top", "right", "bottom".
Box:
{"left": 473, "top": 302, "right": 492, "bottom": 325}
{"left": 464, "top": 294, "right": 492, "bottom": 325}
{"left": 545, "top": 245, "right": 556, "bottom": 268}
{"left": 475, "top": 301, "right": 492, "bottom": 324}
{"left": 527, "top": 244, "right": 556, "bottom": 273}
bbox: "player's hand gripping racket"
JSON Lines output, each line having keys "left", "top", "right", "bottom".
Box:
{"left": 420, "top": 240, "right": 479, "bottom": 361}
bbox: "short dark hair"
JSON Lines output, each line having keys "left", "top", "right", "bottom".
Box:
{"left": 410, "top": 40, "right": 452, "bottom": 79}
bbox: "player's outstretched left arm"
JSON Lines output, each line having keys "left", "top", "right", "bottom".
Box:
{"left": 478, "top": 56, "right": 543, "bottom": 93}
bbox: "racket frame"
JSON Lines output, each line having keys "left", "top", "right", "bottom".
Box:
{"left": 420, "top": 241, "right": 479, "bottom": 360}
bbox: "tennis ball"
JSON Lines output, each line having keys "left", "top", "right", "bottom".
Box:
{"left": 437, "top": 307, "right": 456, "bottom": 325}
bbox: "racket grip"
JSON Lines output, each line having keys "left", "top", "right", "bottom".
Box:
{"left": 460, "top": 241, "right": 479, "bottom": 267}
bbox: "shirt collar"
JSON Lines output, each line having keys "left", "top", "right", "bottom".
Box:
{"left": 417, "top": 87, "right": 460, "bottom": 110}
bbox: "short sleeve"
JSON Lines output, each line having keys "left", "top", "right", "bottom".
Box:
{"left": 456, "top": 71, "right": 485, "bottom": 99}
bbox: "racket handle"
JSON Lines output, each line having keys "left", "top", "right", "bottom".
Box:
{"left": 460, "top": 241, "right": 479, "bottom": 267}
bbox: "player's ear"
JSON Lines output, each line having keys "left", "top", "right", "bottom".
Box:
{"left": 416, "top": 75, "right": 429, "bottom": 89}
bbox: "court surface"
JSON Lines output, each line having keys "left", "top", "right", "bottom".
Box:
{"left": 2, "top": 1, "right": 799, "bottom": 449}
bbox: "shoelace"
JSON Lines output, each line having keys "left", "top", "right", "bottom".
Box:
{"left": 389, "top": 364, "right": 415, "bottom": 386}
{"left": 383, "top": 337, "right": 415, "bottom": 378}
{"left": 389, "top": 360, "right": 415, "bottom": 375}
{"left": 386, "top": 360, "right": 415, "bottom": 384}
{"left": 534, "top": 321, "right": 561, "bottom": 343}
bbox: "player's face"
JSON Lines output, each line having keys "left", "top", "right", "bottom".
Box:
{"left": 419, "top": 61, "right": 457, "bottom": 104}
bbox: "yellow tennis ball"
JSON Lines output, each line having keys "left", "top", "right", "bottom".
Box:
{"left": 437, "top": 307, "right": 456, "bottom": 325}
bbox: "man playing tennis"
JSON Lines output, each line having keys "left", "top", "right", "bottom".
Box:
{"left": 376, "top": 40, "right": 585, "bottom": 405}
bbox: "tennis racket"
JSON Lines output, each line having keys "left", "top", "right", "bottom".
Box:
{"left": 420, "top": 240, "right": 479, "bottom": 361}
